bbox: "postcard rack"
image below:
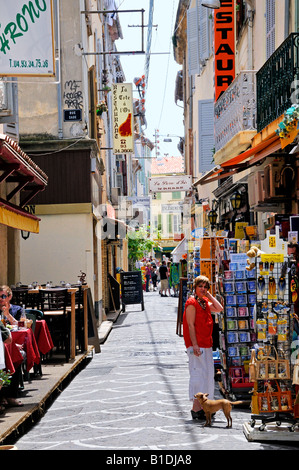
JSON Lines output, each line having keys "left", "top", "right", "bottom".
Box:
{"left": 249, "top": 255, "right": 298, "bottom": 431}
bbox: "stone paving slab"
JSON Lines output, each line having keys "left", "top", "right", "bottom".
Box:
{"left": 11, "top": 292, "right": 299, "bottom": 451}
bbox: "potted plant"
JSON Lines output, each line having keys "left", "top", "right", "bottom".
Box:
{"left": 96, "top": 100, "right": 108, "bottom": 116}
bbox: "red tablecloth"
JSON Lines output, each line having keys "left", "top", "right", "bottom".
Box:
{"left": 11, "top": 328, "right": 40, "bottom": 371}
{"left": 35, "top": 320, "right": 54, "bottom": 355}
{"left": 4, "top": 343, "right": 17, "bottom": 374}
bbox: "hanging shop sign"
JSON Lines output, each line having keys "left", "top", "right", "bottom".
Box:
{"left": 112, "top": 83, "right": 134, "bottom": 154}
{"left": 0, "top": 0, "right": 55, "bottom": 77}
{"left": 149, "top": 175, "right": 192, "bottom": 193}
{"left": 161, "top": 204, "right": 184, "bottom": 214}
{"left": 214, "top": 0, "right": 235, "bottom": 101}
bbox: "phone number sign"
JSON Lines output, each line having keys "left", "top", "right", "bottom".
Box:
{"left": 0, "top": 0, "right": 55, "bottom": 76}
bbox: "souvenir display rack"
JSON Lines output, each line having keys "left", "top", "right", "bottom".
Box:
{"left": 218, "top": 252, "right": 257, "bottom": 398}
{"left": 248, "top": 247, "right": 298, "bottom": 431}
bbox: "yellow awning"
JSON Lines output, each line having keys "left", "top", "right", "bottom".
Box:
{"left": 0, "top": 203, "right": 40, "bottom": 233}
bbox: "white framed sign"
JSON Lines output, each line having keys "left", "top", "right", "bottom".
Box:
{"left": 112, "top": 83, "right": 134, "bottom": 154}
{"left": 149, "top": 175, "right": 192, "bottom": 193}
{"left": 161, "top": 204, "right": 184, "bottom": 213}
{"left": 0, "top": 0, "right": 55, "bottom": 77}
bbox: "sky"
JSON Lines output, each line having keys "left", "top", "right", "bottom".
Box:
{"left": 114, "top": 0, "right": 184, "bottom": 158}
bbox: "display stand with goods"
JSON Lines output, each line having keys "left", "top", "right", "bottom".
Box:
{"left": 217, "top": 242, "right": 257, "bottom": 399}
{"left": 244, "top": 228, "right": 299, "bottom": 437}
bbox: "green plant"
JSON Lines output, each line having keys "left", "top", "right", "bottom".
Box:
{"left": 96, "top": 100, "right": 108, "bottom": 116}
{"left": 0, "top": 370, "right": 11, "bottom": 388}
{"left": 127, "top": 224, "right": 162, "bottom": 269}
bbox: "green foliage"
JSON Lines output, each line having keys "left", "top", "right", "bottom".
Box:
{"left": 0, "top": 370, "right": 11, "bottom": 388}
{"left": 127, "top": 225, "right": 162, "bottom": 267}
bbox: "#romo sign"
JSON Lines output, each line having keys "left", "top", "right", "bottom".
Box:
{"left": 149, "top": 176, "right": 192, "bottom": 193}
{"left": 112, "top": 83, "right": 134, "bottom": 154}
{"left": 214, "top": 0, "right": 235, "bottom": 101}
{"left": 0, "top": 0, "right": 55, "bottom": 76}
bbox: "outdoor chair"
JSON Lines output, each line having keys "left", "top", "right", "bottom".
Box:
{"left": 39, "top": 288, "right": 71, "bottom": 362}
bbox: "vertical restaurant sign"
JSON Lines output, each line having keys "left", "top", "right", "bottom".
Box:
{"left": 0, "top": 0, "right": 55, "bottom": 77}
{"left": 214, "top": 0, "right": 235, "bottom": 101}
{"left": 112, "top": 83, "right": 134, "bottom": 154}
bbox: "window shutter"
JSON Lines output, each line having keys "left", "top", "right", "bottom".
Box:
{"left": 198, "top": 1, "right": 210, "bottom": 63}
{"left": 266, "top": 0, "right": 275, "bottom": 59}
{"left": 198, "top": 100, "right": 215, "bottom": 174}
{"left": 187, "top": 8, "right": 200, "bottom": 76}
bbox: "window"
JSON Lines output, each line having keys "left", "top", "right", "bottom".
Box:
{"left": 198, "top": 99, "right": 215, "bottom": 173}
{"left": 173, "top": 214, "right": 181, "bottom": 234}
{"left": 172, "top": 191, "right": 181, "bottom": 200}
{"left": 187, "top": 0, "right": 213, "bottom": 77}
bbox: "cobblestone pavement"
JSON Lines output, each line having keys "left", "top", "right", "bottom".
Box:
{"left": 14, "top": 292, "right": 299, "bottom": 452}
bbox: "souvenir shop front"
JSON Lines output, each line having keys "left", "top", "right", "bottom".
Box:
{"left": 180, "top": 224, "right": 299, "bottom": 439}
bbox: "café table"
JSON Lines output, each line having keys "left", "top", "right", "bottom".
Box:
{"left": 11, "top": 328, "right": 40, "bottom": 371}
{"left": 4, "top": 343, "right": 17, "bottom": 374}
{"left": 35, "top": 320, "right": 54, "bottom": 355}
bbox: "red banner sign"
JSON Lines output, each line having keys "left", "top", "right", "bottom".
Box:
{"left": 214, "top": 0, "right": 235, "bottom": 101}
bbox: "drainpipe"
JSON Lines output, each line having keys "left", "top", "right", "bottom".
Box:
{"left": 244, "top": 0, "right": 255, "bottom": 70}
{"left": 54, "top": 0, "right": 63, "bottom": 139}
{"left": 284, "top": 0, "right": 290, "bottom": 39}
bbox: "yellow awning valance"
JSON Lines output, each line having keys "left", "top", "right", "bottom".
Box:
{"left": 0, "top": 203, "right": 40, "bottom": 233}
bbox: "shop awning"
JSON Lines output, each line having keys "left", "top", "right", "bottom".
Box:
{"left": 193, "top": 135, "right": 281, "bottom": 187}
{"left": 0, "top": 134, "right": 47, "bottom": 232}
{"left": 0, "top": 199, "right": 40, "bottom": 233}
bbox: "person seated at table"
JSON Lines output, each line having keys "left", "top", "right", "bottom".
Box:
{"left": 0, "top": 285, "right": 23, "bottom": 326}
{"left": 0, "top": 323, "right": 24, "bottom": 407}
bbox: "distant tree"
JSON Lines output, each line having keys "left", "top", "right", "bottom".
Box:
{"left": 127, "top": 225, "right": 162, "bottom": 269}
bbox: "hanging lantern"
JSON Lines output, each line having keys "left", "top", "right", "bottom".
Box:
{"left": 208, "top": 209, "right": 218, "bottom": 229}
{"left": 231, "top": 192, "right": 242, "bottom": 210}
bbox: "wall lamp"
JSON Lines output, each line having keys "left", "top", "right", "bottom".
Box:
{"left": 208, "top": 209, "right": 218, "bottom": 230}
{"left": 230, "top": 192, "right": 242, "bottom": 211}
{"left": 202, "top": 0, "right": 221, "bottom": 8}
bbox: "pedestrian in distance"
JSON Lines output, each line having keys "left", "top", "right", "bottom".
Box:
{"left": 145, "top": 262, "right": 152, "bottom": 292}
{"left": 159, "top": 260, "right": 168, "bottom": 297}
{"left": 183, "top": 275, "right": 223, "bottom": 420}
{"left": 151, "top": 265, "right": 158, "bottom": 291}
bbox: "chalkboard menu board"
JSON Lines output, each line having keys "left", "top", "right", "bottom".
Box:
{"left": 176, "top": 277, "right": 189, "bottom": 336}
{"left": 120, "top": 271, "right": 144, "bottom": 312}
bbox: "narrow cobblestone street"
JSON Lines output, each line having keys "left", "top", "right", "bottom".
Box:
{"left": 14, "top": 292, "right": 299, "bottom": 452}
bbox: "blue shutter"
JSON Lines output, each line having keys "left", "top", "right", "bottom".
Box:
{"left": 198, "top": 100, "right": 215, "bottom": 174}
{"left": 187, "top": 7, "right": 200, "bottom": 76}
{"left": 199, "top": 1, "right": 210, "bottom": 63}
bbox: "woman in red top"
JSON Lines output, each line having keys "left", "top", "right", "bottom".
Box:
{"left": 183, "top": 275, "right": 223, "bottom": 420}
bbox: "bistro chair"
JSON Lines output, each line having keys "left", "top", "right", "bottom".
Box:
{"left": 39, "top": 288, "right": 71, "bottom": 362}
{"left": 11, "top": 288, "right": 29, "bottom": 308}
{"left": 25, "top": 308, "right": 43, "bottom": 320}
{"left": 25, "top": 309, "right": 45, "bottom": 377}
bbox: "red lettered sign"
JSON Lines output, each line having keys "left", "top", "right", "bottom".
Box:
{"left": 214, "top": 0, "right": 235, "bottom": 101}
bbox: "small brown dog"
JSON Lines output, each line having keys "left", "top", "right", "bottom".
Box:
{"left": 194, "top": 392, "right": 243, "bottom": 428}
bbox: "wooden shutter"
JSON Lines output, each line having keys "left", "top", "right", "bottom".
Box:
{"left": 266, "top": 0, "right": 275, "bottom": 59}
{"left": 187, "top": 7, "right": 200, "bottom": 76}
{"left": 198, "top": 100, "right": 215, "bottom": 174}
{"left": 199, "top": 0, "right": 210, "bottom": 63}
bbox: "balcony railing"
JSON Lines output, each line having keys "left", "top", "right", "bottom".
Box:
{"left": 214, "top": 71, "right": 256, "bottom": 152}
{"left": 257, "top": 32, "right": 299, "bottom": 132}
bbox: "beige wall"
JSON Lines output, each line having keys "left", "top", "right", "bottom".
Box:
{"left": 20, "top": 212, "right": 96, "bottom": 297}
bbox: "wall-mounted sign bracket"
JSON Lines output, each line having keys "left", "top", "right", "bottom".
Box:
{"left": 81, "top": 9, "right": 145, "bottom": 56}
